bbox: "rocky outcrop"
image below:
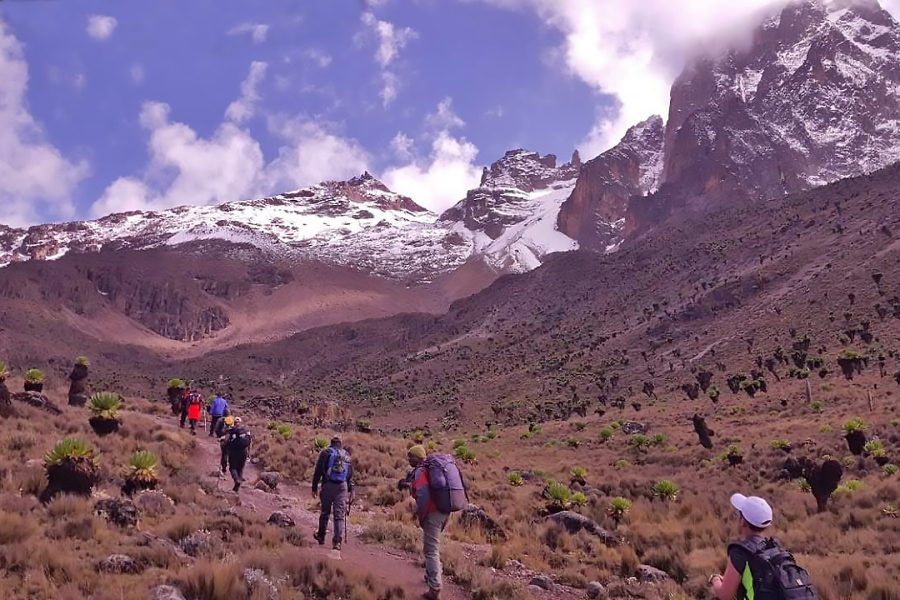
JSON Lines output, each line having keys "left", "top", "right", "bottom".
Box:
{"left": 12, "top": 391, "right": 62, "bottom": 415}
{"left": 94, "top": 498, "right": 139, "bottom": 528}
{"left": 545, "top": 511, "right": 619, "bottom": 546}
{"left": 558, "top": 117, "right": 664, "bottom": 251}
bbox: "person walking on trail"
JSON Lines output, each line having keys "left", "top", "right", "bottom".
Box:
{"left": 406, "top": 445, "right": 469, "bottom": 600}
{"left": 185, "top": 390, "right": 204, "bottom": 435}
{"left": 312, "top": 435, "right": 353, "bottom": 551}
{"left": 711, "top": 493, "right": 818, "bottom": 600}
{"left": 223, "top": 417, "right": 251, "bottom": 492}
{"left": 178, "top": 388, "right": 191, "bottom": 429}
{"left": 208, "top": 393, "right": 229, "bottom": 437}
{"left": 216, "top": 415, "right": 236, "bottom": 474}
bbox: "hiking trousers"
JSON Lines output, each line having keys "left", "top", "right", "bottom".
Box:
{"left": 209, "top": 415, "right": 222, "bottom": 436}
{"left": 317, "top": 481, "right": 349, "bottom": 546}
{"left": 229, "top": 452, "right": 247, "bottom": 489}
{"left": 423, "top": 511, "right": 450, "bottom": 591}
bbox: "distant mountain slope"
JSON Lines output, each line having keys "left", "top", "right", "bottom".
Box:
{"left": 186, "top": 162, "right": 900, "bottom": 428}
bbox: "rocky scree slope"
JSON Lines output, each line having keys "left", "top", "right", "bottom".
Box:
{"left": 187, "top": 161, "right": 900, "bottom": 428}
{"left": 563, "top": 0, "right": 900, "bottom": 249}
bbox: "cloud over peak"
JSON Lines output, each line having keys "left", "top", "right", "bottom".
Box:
{"left": 86, "top": 14, "right": 118, "bottom": 41}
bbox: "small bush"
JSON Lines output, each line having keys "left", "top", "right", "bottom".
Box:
{"left": 608, "top": 497, "right": 631, "bottom": 527}
{"left": 0, "top": 361, "right": 8, "bottom": 380}
{"left": 45, "top": 438, "right": 97, "bottom": 467}
{"left": 128, "top": 450, "right": 159, "bottom": 481}
{"left": 566, "top": 437, "right": 581, "bottom": 448}
{"left": 268, "top": 421, "right": 293, "bottom": 441}
{"left": 313, "top": 436, "right": 329, "bottom": 450}
{"left": 24, "top": 368, "right": 45, "bottom": 384}
{"left": 543, "top": 481, "right": 572, "bottom": 510}
{"left": 883, "top": 464, "right": 898, "bottom": 476}
{"left": 453, "top": 438, "right": 468, "bottom": 449}
{"left": 598, "top": 427, "right": 614, "bottom": 442}
{"left": 652, "top": 480, "right": 679, "bottom": 502}
{"left": 651, "top": 434, "right": 667, "bottom": 447}
{"left": 570, "top": 466, "right": 588, "bottom": 480}
{"left": 89, "top": 392, "right": 122, "bottom": 419}
{"left": 613, "top": 459, "right": 631, "bottom": 471}
{"left": 810, "top": 401, "right": 824, "bottom": 412}
{"left": 167, "top": 378, "right": 187, "bottom": 389}
{"left": 864, "top": 439, "right": 885, "bottom": 457}
{"left": 75, "top": 356, "right": 90, "bottom": 367}
{"left": 571, "top": 492, "right": 588, "bottom": 507}
{"left": 843, "top": 418, "right": 866, "bottom": 434}
{"left": 770, "top": 439, "right": 792, "bottom": 451}
{"left": 507, "top": 472, "right": 524, "bottom": 486}
{"left": 454, "top": 445, "right": 477, "bottom": 463}
{"left": 628, "top": 434, "right": 651, "bottom": 450}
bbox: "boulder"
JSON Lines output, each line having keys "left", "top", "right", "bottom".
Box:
{"left": 637, "top": 564, "right": 671, "bottom": 583}
{"left": 97, "top": 554, "right": 142, "bottom": 574}
{"left": 529, "top": 575, "right": 555, "bottom": 591}
{"left": 267, "top": 511, "right": 296, "bottom": 528}
{"left": 179, "top": 530, "right": 216, "bottom": 557}
{"left": 621, "top": 422, "right": 647, "bottom": 435}
{"left": 586, "top": 581, "right": 607, "bottom": 599}
{"left": 134, "top": 490, "right": 175, "bottom": 516}
{"left": 458, "top": 504, "right": 506, "bottom": 541}
{"left": 151, "top": 586, "right": 186, "bottom": 600}
{"left": 258, "top": 471, "right": 281, "bottom": 491}
{"left": 545, "top": 511, "right": 619, "bottom": 546}
{"left": 94, "top": 498, "right": 139, "bottom": 528}
{"left": 11, "top": 391, "right": 62, "bottom": 415}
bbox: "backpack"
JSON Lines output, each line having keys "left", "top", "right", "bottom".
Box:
{"left": 187, "top": 392, "right": 203, "bottom": 408}
{"left": 729, "top": 538, "right": 819, "bottom": 600}
{"left": 422, "top": 454, "right": 468, "bottom": 514}
{"left": 325, "top": 447, "right": 351, "bottom": 483}
{"left": 227, "top": 427, "right": 252, "bottom": 453}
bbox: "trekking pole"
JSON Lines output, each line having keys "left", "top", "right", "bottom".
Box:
{"left": 345, "top": 498, "right": 350, "bottom": 545}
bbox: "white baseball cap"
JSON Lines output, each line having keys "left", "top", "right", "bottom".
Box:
{"left": 730, "top": 493, "right": 773, "bottom": 529}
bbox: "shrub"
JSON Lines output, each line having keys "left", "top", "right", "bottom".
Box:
{"left": 167, "top": 378, "right": 187, "bottom": 389}
{"left": 0, "top": 360, "right": 8, "bottom": 380}
{"left": 355, "top": 418, "right": 372, "bottom": 432}
{"left": 485, "top": 429, "right": 499, "bottom": 440}
{"left": 608, "top": 497, "right": 631, "bottom": 527}
{"left": 412, "top": 430, "right": 426, "bottom": 443}
{"left": 128, "top": 450, "right": 159, "bottom": 482}
{"left": 834, "top": 480, "right": 863, "bottom": 494}
{"left": 571, "top": 492, "right": 588, "bottom": 507}
{"left": 843, "top": 418, "right": 866, "bottom": 434}
{"left": 810, "top": 401, "right": 824, "bottom": 412}
{"left": 521, "top": 423, "right": 542, "bottom": 439}
{"left": 454, "top": 445, "right": 477, "bottom": 463}
{"left": 268, "top": 421, "right": 293, "bottom": 440}
{"left": 45, "top": 438, "right": 97, "bottom": 467}
{"left": 613, "top": 459, "right": 631, "bottom": 471}
{"left": 507, "top": 472, "right": 524, "bottom": 486}
{"left": 819, "top": 424, "right": 834, "bottom": 433}
{"left": 651, "top": 434, "right": 667, "bottom": 447}
{"left": 570, "top": 466, "right": 588, "bottom": 480}
{"left": 25, "top": 368, "right": 45, "bottom": 384}
{"left": 543, "top": 481, "right": 572, "bottom": 510}
{"left": 883, "top": 464, "right": 898, "bottom": 476}
{"left": 798, "top": 479, "right": 811, "bottom": 493}
{"left": 628, "top": 434, "right": 651, "bottom": 450}
{"left": 652, "top": 480, "right": 679, "bottom": 502}
{"left": 770, "top": 439, "right": 792, "bottom": 451}
{"left": 609, "top": 421, "right": 623, "bottom": 430}
{"left": 453, "top": 438, "right": 468, "bottom": 449}
{"left": 75, "top": 356, "right": 90, "bottom": 367}
{"left": 89, "top": 392, "right": 122, "bottom": 419}
{"left": 598, "top": 427, "right": 614, "bottom": 442}
{"left": 566, "top": 437, "right": 581, "bottom": 448}
{"left": 313, "top": 436, "right": 329, "bottom": 450}
{"left": 864, "top": 439, "right": 885, "bottom": 457}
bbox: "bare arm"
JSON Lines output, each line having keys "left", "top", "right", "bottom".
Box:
{"left": 712, "top": 561, "right": 742, "bottom": 600}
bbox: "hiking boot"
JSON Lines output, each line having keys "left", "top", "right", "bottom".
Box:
{"left": 333, "top": 542, "right": 341, "bottom": 551}
{"left": 313, "top": 532, "right": 325, "bottom": 546}
{"left": 232, "top": 482, "right": 240, "bottom": 492}
{"left": 422, "top": 589, "right": 441, "bottom": 600}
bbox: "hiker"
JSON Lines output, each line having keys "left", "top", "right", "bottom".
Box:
{"left": 208, "top": 393, "right": 229, "bottom": 437}
{"left": 224, "top": 417, "right": 251, "bottom": 492}
{"left": 406, "top": 445, "right": 468, "bottom": 600}
{"left": 711, "top": 493, "right": 818, "bottom": 600}
{"left": 185, "top": 390, "right": 204, "bottom": 435}
{"left": 311, "top": 435, "right": 353, "bottom": 551}
{"left": 178, "top": 388, "right": 191, "bottom": 428}
{"left": 216, "top": 415, "right": 236, "bottom": 473}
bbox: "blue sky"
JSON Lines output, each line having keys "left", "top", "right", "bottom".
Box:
{"left": 0, "top": 0, "right": 603, "bottom": 225}
{"left": 3, "top": 0, "right": 898, "bottom": 226}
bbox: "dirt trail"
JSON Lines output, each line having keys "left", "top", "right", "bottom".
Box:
{"left": 179, "top": 420, "right": 470, "bottom": 600}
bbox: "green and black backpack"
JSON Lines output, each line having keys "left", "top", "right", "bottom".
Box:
{"left": 729, "top": 537, "right": 818, "bottom": 600}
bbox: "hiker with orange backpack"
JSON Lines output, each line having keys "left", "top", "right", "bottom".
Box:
{"left": 406, "top": 445, "right": 468, "bottom": 600}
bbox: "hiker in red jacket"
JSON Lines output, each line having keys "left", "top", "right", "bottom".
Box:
{"left": 407, "top": 445, "right": 448, "bottom": 600}
{"left": 185, "top": 390, "right": 203, "bottom": 435}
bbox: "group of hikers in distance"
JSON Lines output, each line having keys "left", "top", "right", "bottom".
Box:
{"left": 166, "top": 384, "right": 819, "bottom": 600}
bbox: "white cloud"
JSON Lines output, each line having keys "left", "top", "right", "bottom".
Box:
{"left": 426, "top": 97, "right": 465, "bottom": 130}
{"left": 0, "top": 21, "right": 88, "bottom": 227}
{"left": 390, "top": 131, "right": 414, "bottom": 161}
{"left": 91, "top": 64, "right": 370, "bottom": 218}
{"left": 382, "top": 98, "right": 480, "bottom": 213}
{"left": 86, "top": 15, "right": 118, "bottom": 41}
{"left": 130, "top": 64, "right": 145, "bottom": 84}
{"left": 360, "top": 11, "right": 417, "bottom": 106}
{"left": 474, "top": 0, "right": 790, "bottom": 155}
{"left": 263, "top": 117, "right": 370, "bottom": 192}
{"left": 302, "top": 49, "right": 333, "bottom": 68}
{"left": 225, "top": 61, "right": 268, "bottom": 123}
{"left": 228, "top": 22, "right": 269, "bottom": 44}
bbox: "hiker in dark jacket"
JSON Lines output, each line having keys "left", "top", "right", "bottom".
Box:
{"left": 223, "top": 417, "right": 251, "bottom": 492}
{"left": 208, "top": 394, "right": 229, "bottom": 437}
{"left": 312, "top": 436, "right": 353, "bottom": 551}
{"left": 216, "top": 415, "right": 236, "bottom": 473}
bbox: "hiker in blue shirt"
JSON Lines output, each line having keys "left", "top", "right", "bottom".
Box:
{"left": 208, "top": 394, "right": 229, "bottom": 437}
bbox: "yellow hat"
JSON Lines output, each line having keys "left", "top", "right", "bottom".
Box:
{"left": 224, "top": 416, "right": 235, "bottom": 426}
{"left": 407, "top": 445, "right": 427, "bottom": 460}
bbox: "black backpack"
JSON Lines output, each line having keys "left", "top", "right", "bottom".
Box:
{"left": 228, "top": 427, "right": 252, "bottom": 453}
{"left": 729, "top": 538, "right": 818, "bottom": 600}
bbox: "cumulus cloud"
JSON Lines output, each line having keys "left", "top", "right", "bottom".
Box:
{"left": 86, "top": 14, "right": 118, "bottom": 41}
{"left": 302, "top": 48, "right": 333, "bottom": 68}
{"left": 360, "top": 11, "right": 417, "bottom": 106}
{"left": 91, "top": 62, "right": 370, "bottom": 218}
{"left": 228, "top": 22, "right": 269, "bottom": 44}
{"left": 382, "top": 98, "right": 480, "bottom": 213}
{"left": 0, "top": 21, "right": 88, "bottom": 227}
{"left": 474, "top": 0, "right": 791, "bottom": 155}
{"left": 225, "top": 61, "right": 268, "bottom": 123}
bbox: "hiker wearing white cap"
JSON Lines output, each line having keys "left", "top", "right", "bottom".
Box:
{"left": 710, "top": 493, "right": 818, "bottom": 600}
